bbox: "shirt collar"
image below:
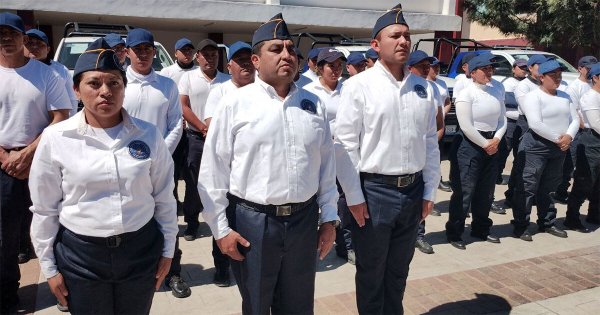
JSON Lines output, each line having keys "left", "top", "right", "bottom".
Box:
{"left": 126, "top": 66, "right": 158, "bottom": 83}
{"left": 255, "top": 76, "right": 297, "bottom": 101}
{"left": 374, "top": 60, "right": 410, "bottom": 86}
{"left": 64, "top": 109, "right": 141, "bottom": 136}
{"left": 312, "top": 80, "right": 342, "bottom": 95}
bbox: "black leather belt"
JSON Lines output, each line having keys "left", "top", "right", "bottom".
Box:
{"left": 478, "top": 130, "right": 495, "bottom": 139}
{"left": 228, "top": 194, "right": 316, "bottom": 217}
{"left": 507, "top": 118, "right": 518, "bottom": 123}
{"left": 62, "top": 219, "right": 155, "bottom": 248}
{"left": 361, "top": 171, "right": 422, "bottom": 188}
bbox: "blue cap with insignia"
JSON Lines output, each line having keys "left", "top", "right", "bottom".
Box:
{"left": 0, "top": 12, "right": 25, "bottom": 33}
{"left": 317, "top": 48, "right": 347, "bottom": 65}
{"left": 407, "top": 50, "right": 435, "bottom": 66}
{"left": 126, "top": 28, "right": 155, "bottom": 48}
{"left": 365, "top": 48, "right": 378, "bottom": 60}
{"left": 104, "top": 33, "right": 125, "bottom": 48}
{"left": 467, "top": 53, "right": 496, "bottom": 72}
{"left": 25, "top": 29, "right": 49, "bottom": 45}
{"left": 347, "top": 52, "right": 367, "bottom": 65}
{"left": 308, "top": 48, "right": 321, "bottom": 60}
{"left": 538, "top": 59, "right": 562, "bottom": 75}
{"left": 587, "top": 63, "right": 600, "bottom": 80}
{"left": 251, "top": 13, "right": 291, "bottom": 48}
{"left": 175, "top": 38, "right": 194, "bottom": 51}
{"left": 372, "top": 3, "right": 408, "bottom": 39}
{"left": 228, "top": 41, "right": 252, "bottom": 61}
{"left": 73, "top": 38, "right": 124, "bottom": 79}
{"left": 527, "top": 54, "right": 549, "bottom": 67}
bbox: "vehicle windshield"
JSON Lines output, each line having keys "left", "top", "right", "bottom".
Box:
{"left": 57, "top": 41, "right": 173, "bottom": 71}
{"left": 510, "top": 53, "right": 578, "bottom": 73}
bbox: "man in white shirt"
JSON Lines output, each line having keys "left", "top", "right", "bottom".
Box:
{"left": 336, "top": 4, "right": 440, "bottom": 313}
{"left": 198, "top": 14, "right": 338, "bottom": 314}
{"left": 123, "top": 28, "right": 186, "bottom": 298}
{"left": 300, "top": 47, "right": 320, "bottom": 82}
{"left": 160, "top": 38, "right": 198, "bottom": 85}
{"left": 0, "top": 12, "right": 71, "bottom": 313}
{"left": 178, "top": 39, "right": 229, "bottom": 242}
{"left": 346, "top": 51, "right": 368, "bottom": 77}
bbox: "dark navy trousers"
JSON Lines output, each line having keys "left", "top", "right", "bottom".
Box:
{"left": 55, "top": 219, "right": 163, "bottom": 315}
{"left": 0, "top": 169, "right": 30, "bottom": 309}
{"left": 183, "top": 130, "right": 203, "bottom": 228}
{"left": 446, "top": 133, "right": 498, "bottom": 241}
{"left": 505, "top": 115, "right": 528, "bottom": 202}
{"left": 556, "top": 130, "right": 583, "bottom": 197}
{"left": 512, "top": 131, "right": 565, "bottom": 233}
{"left": 352, "top": 173, "right": 423, "bottom": 315}
{"left": 226, "top": 196, "right": 319, "bottom": 315}
{"left": 335, "top": 190, "right": 353, "bottom": 258}
{"left": 566, "top": 129, "right": 600, "bottom": 223}
{"left": 498, "top": 118, "right": 518, "bottom": 180}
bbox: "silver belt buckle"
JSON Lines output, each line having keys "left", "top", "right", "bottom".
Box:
{"left": 276, "top": 205, "right": 292, "bottom": 216}
{"left": 397, "top": 175, "right": 413, "bottom": 188}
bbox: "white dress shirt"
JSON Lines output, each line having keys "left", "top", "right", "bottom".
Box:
{"left": 567, "top": 78, "right": 592, "bottom": 128}
{"left": 124, "top": 67, "right": 183, "bottom": 154}
{"left": 522, "top": 88, "right": 580, "bottom": 142}
{"left": 336, "top": 61, "right": 441, "bottom": 205}
{"left": 431, "top": 78, "right": 449, "bottom": 107}
{"left": 160, "top": 62, "right": 198, "bottom": 85}
{"left": 29, "top": 110, "right": 178, "bottom": 278}
{"left": 580, "top": 88, "right": 600, "bottom": 134}
{"left": 49, "top": 61, "right": 78, "bottom": 116}
{"left": 455, "top": 80, "right": 507, "bottom": 148}
{"left": 301, "top": 69, "right": 319, "bottom": 83}
{"left": 204, "top": 79, "right": 239, "bottom": 120}
{"left": 0, "top": 59, "right": 71, "bottom": 148}
{"left": 178, "top": 69, "right": 230, "bottom": 129}
{"left": 198, "top": 77, "right": 339, "bottom": 240}
{"left": 453, "top": 74, "right": 471, "bottom": 98}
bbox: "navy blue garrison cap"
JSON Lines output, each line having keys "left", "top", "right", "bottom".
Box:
{"left": 175, "top": 38, "right": 194, "bottom": 51}
{"left": 0, "top": 12, "right": 24, "bottom": 33}
{"left": 308, "top": 47, "right": 321, "bottom": 60}
{"left": 588, "top": 63, "right": 600, "bottom": 80}
{"left": 228, "top": 41, "right": 251, "bottom": 61}
{"left": 365, "top": 48, "right": 378, "bottom": 60}
{"left": 251, "top": 13, "right": 291, "bottom": 48}
{"left": 104, "top": 33, "right": 125, "bottom": 48}
{"left": 467, "top": 53, "right": 496, "bottom": 72}
{"left": 126, "top": 28, "right": 155, "bottom": 48}
{"left": 347, "top": 52, "right": 367, "bottom": 65}
{"left": 372, "top": 3, "right": 408, "bottom": 39}
{"left": 25, "top": 29, "right": 49, "bottom": 45}
{"left": 317, "top": 48, "right": 346, "bottom": 65}
{"left": 73, "top": 38, "right": 124, "bottom": 78}
{"left": 407, "top": 50, "right": 435, "bottom": 66}
{"left": 538, "top": 59, "right": 562, "bottom": 75}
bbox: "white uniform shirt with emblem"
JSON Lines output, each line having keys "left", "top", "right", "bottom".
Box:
{"left": 124, "top": 67, "right": 183, "bottom": 154}
{"left": 336, "top": 61, "right": 441, "bottom": 205}
{"left": 455, "top": 79, "right": 507, "bottom": 148}
{"left": 178, "top": 69, "right": 229, "bottom": 128}
{"left": 29, "top": 110, "right": 178, "bottom": 278}
{"left": 160, "top": 62, "right": 198, "bottom": 85}
{"left": 198, "top": 77, "right": 339, "bottom": 240}
{"left": 0, "top": 59, "right": 72, "bottom": 149}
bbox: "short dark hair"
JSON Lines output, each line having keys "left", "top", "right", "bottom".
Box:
{"left": 252, "top": 42, "right": 265, "bottom": 56}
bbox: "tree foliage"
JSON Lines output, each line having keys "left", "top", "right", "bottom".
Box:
{"left": 463, "top": 0, "right": 600, "bottom": 56}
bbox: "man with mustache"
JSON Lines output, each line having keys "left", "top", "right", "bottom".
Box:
{"left": 198, "top": 13, "right": 338, "bottom": 314}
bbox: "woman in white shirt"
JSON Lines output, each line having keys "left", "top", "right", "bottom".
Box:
{"left": 565, "top": 63, "right": 600, "bottom": 230}
{"left": 446, "top": 53, "right": 506, "bottom": 249}
{"left": 28, "top": 38, "right": 178, "bottom": 314}
{"left": 512, "top": 59, "right": 579, "bottom": 241}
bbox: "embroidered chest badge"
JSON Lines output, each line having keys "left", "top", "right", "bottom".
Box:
{"left": 128, "top": 140, "right": 151, "bottom": 160}
{"left": 414, "top": 84, "right": 428, "bottom": 98}
{"left": 301, "top": 99, "right": 317, "bottom": 114}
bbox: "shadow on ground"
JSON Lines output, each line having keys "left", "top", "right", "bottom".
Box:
{"left": 423, "top": 293, "right": 511, "bottom": 314}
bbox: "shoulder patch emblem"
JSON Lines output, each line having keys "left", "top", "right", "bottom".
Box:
{"left": 301, "top": 99, "right": 317, "bottom": 114}
{"left": 128, "top": 140, "right": 151, "bottom": 160}
{"left": 414, "top": 84, "right": 428, "bottom": 98}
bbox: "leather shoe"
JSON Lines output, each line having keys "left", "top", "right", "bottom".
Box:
{"left": 213, "top": 267, "right": 231, "bottom": 287}
{"left": 471, "top": 233, "right": 500, "bottom": 243}
{"left": 449, "top": 240, "right": 466, "bottom": 250}
{"left": 430, "top": 208, "right": 441, "bottom": 216}
{"left": 183, "top": 225, "right": 198, "bottom": 241}
{"left": 549, "top": 192, "right": 568, "bottom": 204}
{"left": 167, "top": 275, "right": 191, "bottom": 298}
{"left": 438, "top": 180, "right": 452, "bottom": 192}
{"left": 563, "top": 221, "right": 590, "bottom": 233}
{"left": 490, "top": 202, "right": 506, "bottom": 215}
{"left": 514, "top": 230, "right": 533, "bottom": 241}
{"left": 415, "top": 239, "right": 434, "bottom": 254}
{"left": 57, "top": 302, "right": 69, "bottom": 312}
{"left": 540, "top": 226, "right": 568, "bottom": 238}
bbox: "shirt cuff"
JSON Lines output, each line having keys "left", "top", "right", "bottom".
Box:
{"left": 41, "top": 263, "right": 59, "bottom": 279}
{"left": 344, "top": 189, "right": 366, "bottom": 206}
{"left": 319, "top": 204, "right": 340, "bottom": 224}
{"left": 423, "top": 182, "right": 437, "bottom": 202}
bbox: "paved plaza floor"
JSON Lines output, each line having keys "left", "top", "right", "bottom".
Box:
{"left": 13, "top": 159, "right": 600, "bottom": 314}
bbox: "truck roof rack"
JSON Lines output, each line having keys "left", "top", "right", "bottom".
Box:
{"left": 63, "top": 22, "right": 133, "bottom": 38}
